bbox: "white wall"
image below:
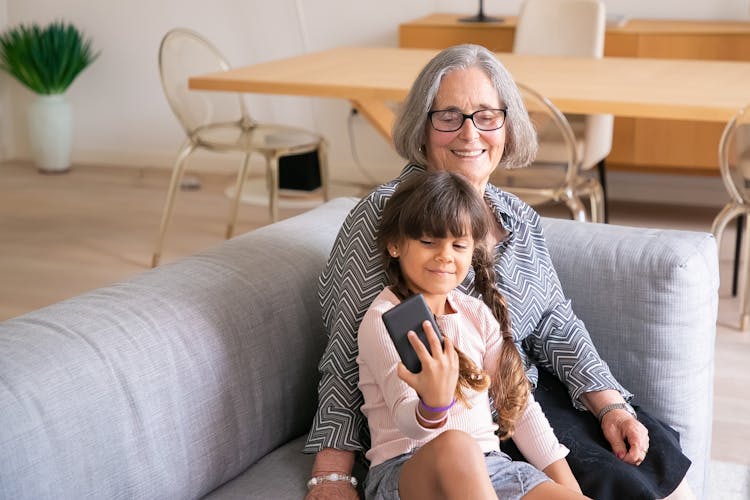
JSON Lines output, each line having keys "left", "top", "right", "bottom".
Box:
{"left": 1, "top": 0, "right": 749, "bottom": 195}
{"left": 0, "top": 0, "right": 433, "bottom": 185}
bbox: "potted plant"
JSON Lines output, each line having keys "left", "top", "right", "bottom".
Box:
{"left": 0, "top": 20, "right": 99, "bottom": 173}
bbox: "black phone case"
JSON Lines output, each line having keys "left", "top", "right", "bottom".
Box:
{"left": 382, "top": 293, "right": 444, "bottom": 373}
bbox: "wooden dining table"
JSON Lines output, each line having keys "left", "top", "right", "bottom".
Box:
{"left": 189, "top": 46, "right": 750, "bottom": 143}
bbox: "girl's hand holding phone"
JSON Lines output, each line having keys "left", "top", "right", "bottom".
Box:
{"left": 397, "top": 320, "right": 459, "bottom": 410}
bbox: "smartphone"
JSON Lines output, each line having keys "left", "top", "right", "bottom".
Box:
{"left": 382, "top": 293, "right": 444, "bottom": 373}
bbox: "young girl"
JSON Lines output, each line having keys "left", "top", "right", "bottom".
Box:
{"left": 357, "top": 170, "right": 588, "bottom": 500}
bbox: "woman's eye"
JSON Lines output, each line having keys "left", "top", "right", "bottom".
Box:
{"left": 419, "top": 239, "right": 434, "bottom": 246}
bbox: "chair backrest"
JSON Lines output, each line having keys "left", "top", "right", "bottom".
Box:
{"left": 513, "top": 0, "right": 612, "bottom": 171}
{"left": 514, "top": 0, "right": 605, "bottom": 57}
{"left": 158, "top": 28, "right": 250, "bottom": 136}
{"left": 490, "top": 82, "right": 579, "bottom": 186}
{"left": 719, "top": 106, "right": 750, "bottom": 204}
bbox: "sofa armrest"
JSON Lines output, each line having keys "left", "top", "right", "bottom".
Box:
{"left": 0, "top": 198, "right": 358, "bottom": 500}
{"left": 541, "top": 217, "right": 718, "bottom": 499}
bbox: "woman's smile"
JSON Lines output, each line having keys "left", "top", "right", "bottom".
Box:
{"left": 451, "top": 148, "right": 485, "bottom": 158}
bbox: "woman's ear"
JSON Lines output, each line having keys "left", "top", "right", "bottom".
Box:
{"left": 387, "top": 243, "right": 399, "bottom": 258}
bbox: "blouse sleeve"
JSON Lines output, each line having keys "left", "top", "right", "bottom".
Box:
{"left": 303, "top": 189, "right": 393, "bottom": 453}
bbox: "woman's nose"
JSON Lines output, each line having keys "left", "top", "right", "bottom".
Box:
{"left": 457, "top": 116, "right": 480, "bottom": 138}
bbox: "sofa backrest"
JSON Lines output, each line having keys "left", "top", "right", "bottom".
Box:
{"left": 0, "top": 198, "right": 357, "bottom": 500}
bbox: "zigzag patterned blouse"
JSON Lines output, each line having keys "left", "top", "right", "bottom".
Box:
{"left": 304, "top": 164, "right": 630, "bottom": 453}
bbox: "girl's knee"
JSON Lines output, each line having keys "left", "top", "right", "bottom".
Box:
{"left": 431, "top": 429, "right": 482, "bottom": 453}
{"left": 403, "top": 431, "right": 495, "bottom": 498}
{"left": 429, "top": 430, "right": 486, "bottom": 472}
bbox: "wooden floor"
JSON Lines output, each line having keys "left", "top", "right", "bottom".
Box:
{"left": 1, "top": 161, "right": 748, "bottom": 466}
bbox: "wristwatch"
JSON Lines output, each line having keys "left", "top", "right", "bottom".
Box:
{"left": 597, "top": 402, "right": 637, "bottom": 422}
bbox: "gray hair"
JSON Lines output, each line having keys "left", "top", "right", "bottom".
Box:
{"left": 392, "top": 44, "right": 537, "bottom": 169}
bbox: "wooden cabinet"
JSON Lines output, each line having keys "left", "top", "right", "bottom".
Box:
{"left": 399, "top": 14, "right": 750, "bottom": 175}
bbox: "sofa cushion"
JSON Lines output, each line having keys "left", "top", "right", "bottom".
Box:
{"left": 203, "top": 435, "right": 312, "bottom": 499}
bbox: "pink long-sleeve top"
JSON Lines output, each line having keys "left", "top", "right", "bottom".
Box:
{"left": 357, "top": 287, "right": 569, "bottom": 469}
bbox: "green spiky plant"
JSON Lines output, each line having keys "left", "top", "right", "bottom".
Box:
{"left": 0, "top": 20, "right": 99, "bottom": 95}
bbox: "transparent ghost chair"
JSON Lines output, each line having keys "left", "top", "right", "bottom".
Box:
{"left": 513, "top": 0, "right": 613, "bottom": 221}
{"left": 153, "top": 28, "right": 328, "bottom": 267}
{"left": 711, "top": 106, "right": 750, "bottom": 329}
{"left": 491, "top": 83, "right": 604, "bottom": 223}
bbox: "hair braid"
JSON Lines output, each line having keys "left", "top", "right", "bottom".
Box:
{"left": 472, "top": 246, "right": 530, "bottom": 440}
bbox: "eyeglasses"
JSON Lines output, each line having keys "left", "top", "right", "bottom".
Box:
{"left": 427, "top": 108, "right": 507, "bottom": 132}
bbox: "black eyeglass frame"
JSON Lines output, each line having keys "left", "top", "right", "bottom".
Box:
{"left": 427, "top": 108, "right": 508, "bottom": 132}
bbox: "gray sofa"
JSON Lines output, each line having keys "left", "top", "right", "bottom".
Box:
{"left": 0, "top": 197, "right": 718, "bottom": 499}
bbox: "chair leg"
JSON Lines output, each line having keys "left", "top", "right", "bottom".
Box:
{"left": 318, "top": 139, "right": 330, "bottom": 202}
{"left": 588, "top": 182, "right": 606, "bottom": 224}
{"left": 733, "top": 215, "right": 744, "bottom": 297}
{"left": 152, "top": 142, "right": 196, "bottom": 268}
{"left": 740, "top": 214, "right": 750, "bottom": 330}
{"left": 712, "top": 203, "right": 745, "bottom": 297}
{"left": 563, "top": 192, "right": 587, "bottom": 222}
{"left": 597, "top": 159, "right": 609, "bottom": 223}
{"left": 266, "top": 154, "right": 280, "bottom": 222}
{"left": 711, "top": 204, "right": 750, "bottom": 328}
{"left": 711, "top": 203, "right": 741, "bottom": 249}
{"left": 226, "top": 153, "right": 253, "bottom": 240}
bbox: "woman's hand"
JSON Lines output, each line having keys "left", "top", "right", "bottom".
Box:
{"left": 601, "top": 410, "right": 650, "bottom": 466}
{"left": 396, "top": 320, "right": 458, "bottom": 409}
{"left": 581, "top": 390, "right": 650, "bottom": 466}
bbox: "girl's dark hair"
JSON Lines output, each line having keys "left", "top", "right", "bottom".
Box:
{"left": 377, "top": 170, "right": 529, "bottom": 439}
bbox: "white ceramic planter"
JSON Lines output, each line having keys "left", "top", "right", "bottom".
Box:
{"left": 27, "top": 94, "right": 72, "bottom": 173}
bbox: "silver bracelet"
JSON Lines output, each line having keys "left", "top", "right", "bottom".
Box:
{"left": 306, "top": 473, "right": 358, "bottom": 490}
{"left": 596, "top": 402, "right": 637, "bottom": 422}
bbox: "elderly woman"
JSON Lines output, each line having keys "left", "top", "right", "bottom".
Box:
{"left": 303, "top": 44, "right": 691, "bottom": 500}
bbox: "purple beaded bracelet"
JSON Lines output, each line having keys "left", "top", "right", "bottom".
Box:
{"left": 419, "top": 398, "right": 456, "bottom": 413}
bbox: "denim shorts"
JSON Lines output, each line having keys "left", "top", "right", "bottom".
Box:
{"left": 364, "top": 449, "right": 550, "bottom": 500}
